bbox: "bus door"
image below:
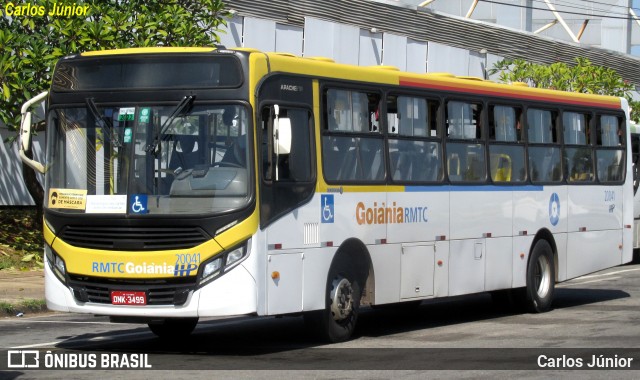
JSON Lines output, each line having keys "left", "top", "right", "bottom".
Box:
{"left": 257, "top": 75, "right": 316, "bottom": 315}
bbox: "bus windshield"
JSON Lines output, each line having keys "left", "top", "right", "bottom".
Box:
{"left": 45, "top": 103, "right": 251, "bottom": 215}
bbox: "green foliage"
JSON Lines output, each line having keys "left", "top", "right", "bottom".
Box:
{"left": 0, "top": 299, "right": 47, "bottom": 315}
{"left": 0, "top": 207, "right": 44, "bottom": 270}
{"left": 0, "top": 0, "right": 230, "bottom": 138}
{"left": 489, "top": 57, "right": 640, "bottom": 123}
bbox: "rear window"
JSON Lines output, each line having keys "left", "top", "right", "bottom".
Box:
{"left": 52, "top": 55, "right": 242, "bottom": 91}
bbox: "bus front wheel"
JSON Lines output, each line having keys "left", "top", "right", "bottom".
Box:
{"left": 305, "top": 257, "right": 362, "bottom": 343}
{"left": 148, "top": 317, "right": 198, "bottom": 339}
{"left": 524, "top": 240, "right": 555, "bottom": 313}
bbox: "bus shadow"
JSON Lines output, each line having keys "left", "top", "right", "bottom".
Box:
{"left": 355, "top": 287, "right": 629, "bottom": 339}
{"left": 553, "top": 287, "right": 630, "bottom": 308}
{"left": 55, "top": 287, "right": 629, "bottom": 356}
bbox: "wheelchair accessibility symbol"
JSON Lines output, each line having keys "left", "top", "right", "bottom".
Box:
{"left": 131, "top": 194, "right": 148, "bottom": 214}
{"left": 321, "top": 194, "right": 334, "bottom": 223}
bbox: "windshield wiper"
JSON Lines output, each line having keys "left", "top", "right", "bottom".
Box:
{"left": 146, "top": 95, "right": 195, "bottom": 154}
{"left": 86, "top": 97, "right": 120, "bottom": 147}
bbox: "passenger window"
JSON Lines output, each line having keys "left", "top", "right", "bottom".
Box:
{"left": 527, "top": 108, "right": 562, "bottom": 183}
{"left": 596, "top": 115, "right": 625, "bottom": 183}
{"left": 488, "top": 105, "right": 526, "bottom": 183}
{"left": 597, "top": 115, "right": 622, "bottom": 146}
{"left": 387, "top": 95, "right": 442, "bottom": 183}
{"left": 527, "top": 109, "right": 558, "bottom": 143}
{"left": 563, "top": 112, "right": 589, "bottom": 145}
{"left": 563, "top": 111, "right": 593, "bottom": 183}
{"left": 326, "top": 89, "right": 380, "bottom": 133}
{"left": 446, "top": 100, "right": 485, "bottom": 183}
{"left": 322, "top": 88, "right": 384, "bottom": 182}
{"left": 446, "top": 101, "right": 482, "bottom": 139}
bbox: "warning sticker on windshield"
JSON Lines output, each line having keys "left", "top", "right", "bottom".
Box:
{"left": 48, "top": 189, "right": 87, "bottom": 210}
{"left": 86, "top": 195, "right": 127, "bottom": 214}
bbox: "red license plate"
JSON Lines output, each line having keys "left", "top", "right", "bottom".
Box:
{"left": 111, "top": 291, "right": 147, "bottom": 306}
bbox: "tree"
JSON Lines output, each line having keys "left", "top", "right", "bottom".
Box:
{"left": 489, "top": 57, "right": 640, "bottom": 123}
{"left": 1, "top": 0, "right": 230, "bottom": 215}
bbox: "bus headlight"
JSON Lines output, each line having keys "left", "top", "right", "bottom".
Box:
{"left": 226, "top": 247, "right": 244, "bottom": 266}
{"left": 201, "top": 257, "right": 223, "bottom": 280}
{"left": 45, "top": 244, "right": 67, "bottom": 284}
{"left": 54, "top": 255, "right": 66, "bottom": 277}
{"left": 197, "top": 240, "right": 249, "bottom": 287}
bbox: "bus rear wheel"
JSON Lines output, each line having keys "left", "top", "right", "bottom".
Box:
{"left": 305, "top": 257, "right": 362, "bottom": 343}
{"left": 524, "top": 240, "right": 555, "bottom": 313}
{"left": 148, "top": 317, "right": 198, "bottom": 339}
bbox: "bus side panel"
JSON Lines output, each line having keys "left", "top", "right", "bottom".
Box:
{"left": 302, "top": 247, "right": 334, "bottom": 311}
{"left": 567, "top": 185, "right": 622, "bottom": 232}
{"left": 264, "top": 194, "right": 320, "bottom": 249}
{"left": 386, "top": 191, "right": 448, "bottom": 244}
{"left": 624, "top": 112, "right": 635, "bottom": 260}
{"left": 485, "top": 237, "right": 513, "bottom": 291}
{"left": 513, "top": 188, "right": 568, "bottom": 237}
{"left": 266, "top": 251, "right": 303, "bottom": 315}
{"left": 198, "top": 263, "right": 258, "bottom": 316}
{"left": 512, "top": 235, "right": 535, "bottom": 287}
{"left": 449, "top": 191, "right": 512, "bottom": 240}
{"left": 449, "top": 239, "right": 485, "bottom": 296}
{"left": 369, "top": 244, "right": 401, "bottom": 305}
{"left": 318, "top": 192, "right": 386, "bottom": 247}
{"left": 566, "top": 230, "right": 622, "bottom": 279}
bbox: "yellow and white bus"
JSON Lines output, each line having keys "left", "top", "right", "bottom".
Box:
{"left": 19, "top": 47, "right": 633, "bottom": 342}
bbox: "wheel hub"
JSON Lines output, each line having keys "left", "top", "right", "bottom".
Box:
{"left": 330, "top": 277, "right": 353, "bottom": 321}
{"left": 535, "top": 255, "right": 551, "bottom": 298}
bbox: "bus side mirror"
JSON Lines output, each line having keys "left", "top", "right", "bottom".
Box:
{"left": 18, "top": 91, "right": 48, "bottom": 174}
{"left": 275, "top": 117, "right": 292, "bottom": 155}
{"left": 21, "top": 112, "right": 32, "bottom": 152}
{"left": 273, "top": 105, "right": 292, "bottom": 181}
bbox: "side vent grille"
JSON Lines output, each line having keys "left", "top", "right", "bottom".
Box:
{"left": 304, "top": 223, "right": 319, "bottom": 245}
{"left": 60, "top": 226, "right": 210, "bottom": 251}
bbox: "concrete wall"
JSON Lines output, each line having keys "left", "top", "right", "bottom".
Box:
{"left": 218, "top": 15, "right": 503, "bottom": 77}
{"left": 0, "top": 125, "right": 44, "bottom": 206}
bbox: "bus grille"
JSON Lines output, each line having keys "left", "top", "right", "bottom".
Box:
{"left": 68, "top": 276, "right": 196, "bottom": 306}
{"left": 59, "top": 226, "right": 210, "bottom": 251}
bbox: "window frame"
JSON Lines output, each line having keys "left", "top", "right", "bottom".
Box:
{"left": 321, "top": 85, "right": 385, "bottom": 184}
{"left": 444, "top": 98, "right": 487, "bottom": 184}
{"left": 487, "top": 103, "right": 527, "bottom": 184}
{"left": 594, "top": 113, "right": 626, "bottom": 185}
{"left": 525, "top": 106, "right": 564, "bottom": 185}
{"left": 386, "top": 92, "right": 444, "bottom": 184}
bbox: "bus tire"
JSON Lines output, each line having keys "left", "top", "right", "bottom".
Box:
{"left": 525, "top": 240, "right": 555, "bottom": 313}
{"left": 148, "top": 317, "right": 198, "bottom": 339}
{"left": 304, "top": 256, "right": 362, "bottom": 343}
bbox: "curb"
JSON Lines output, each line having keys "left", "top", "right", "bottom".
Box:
{"left": 0, "top": 269, "right": 46, "bottom": 316}
{"left": 0, "top": 299, "right": 48, "bottom": 317}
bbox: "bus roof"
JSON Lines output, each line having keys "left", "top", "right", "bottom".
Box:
{"left": 260, "top": 51, "right": 622, "bottom": 111}
{"left": 75, "top": 47, "right": 622, "bottom": 110}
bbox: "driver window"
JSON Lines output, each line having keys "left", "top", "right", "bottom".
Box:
{"left": 261, "top": 106, "right": 313, "bottom": 182}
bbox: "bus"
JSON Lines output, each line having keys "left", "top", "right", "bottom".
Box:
{"left": 18, "top": 47, "right": 633, "bottom": 342}
{"left": 631, "top": 122, "right": 640, "bottom": 260}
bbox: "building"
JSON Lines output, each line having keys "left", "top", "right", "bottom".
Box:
{"left": 218, "top": 0, "right": 640, "bottom": 85}
{"left": 3, "top": 0, "right": 640, "bottom": 205}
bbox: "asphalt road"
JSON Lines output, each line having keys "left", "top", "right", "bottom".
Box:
{"left": 2, "top": 263, "right": 640, "bottom": 379}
